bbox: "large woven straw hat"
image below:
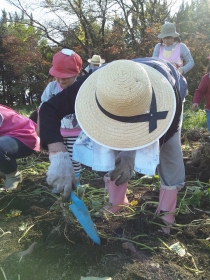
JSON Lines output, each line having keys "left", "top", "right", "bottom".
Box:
{"left": 87, "top": 55, "right": 105, "bottom": 65}
{"left": 157, "top": 22, "right": 180, "bottom": 39}
{"left": 75, "top": 60, "right": 176, "bottom": 150}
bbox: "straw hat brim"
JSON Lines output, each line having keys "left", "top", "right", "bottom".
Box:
{"left": 75, "top": 61, "right": 176, "bottom": 150}
{"left": 87, "top": 58, "right": 105, "bottom": 64}
{"left": 157, "top": 31, "right": 180, "bottom": 38}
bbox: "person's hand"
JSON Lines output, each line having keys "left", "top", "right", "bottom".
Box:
{"left": 192, "top": 103, "right": 199, "bottom": 112}
{"left": 177, "top": 68, "right": 184, "bottom": 75}
{"left": 47, "top": 152, "right": 75, "bottom": 202}
{"left": 109, "top": 151, "right": 136, "bottom": 185}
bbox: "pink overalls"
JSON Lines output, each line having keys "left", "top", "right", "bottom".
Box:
{"left": 159, "top": 43, "right": 183, "bottom": 69}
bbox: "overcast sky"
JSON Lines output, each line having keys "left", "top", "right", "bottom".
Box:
{"left": 1, "top": 0, "right": 192, "bottom": 15}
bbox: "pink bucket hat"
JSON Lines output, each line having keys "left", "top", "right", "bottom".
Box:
{"left": 49, "top": 49, "right": 82, "bottom": 78}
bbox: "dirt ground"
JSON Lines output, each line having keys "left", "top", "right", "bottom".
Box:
{"left": 0, "top": 128, "right": 210, "bottom": 280}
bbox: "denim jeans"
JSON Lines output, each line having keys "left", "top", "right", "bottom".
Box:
{"left": 205, "top": 110, "right": 210, "bottom": 131}
{"left": 0, "top": 136, "right": 34, "bottom": 174}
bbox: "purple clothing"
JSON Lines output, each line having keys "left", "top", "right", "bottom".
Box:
{"left": 159, "top": 43, "right": 182, "bottom": 68}
{"left": 152, "top": 42, "right": 194, "bottom": 74}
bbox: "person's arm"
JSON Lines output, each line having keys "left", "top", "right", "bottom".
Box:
{"left": 152, "top": 43, "right": 161, "bottom": 57}
{"left": 180, "top": 43, "right": 195, "bottom": 74}
{"left": 36, "top": 82, "right": 58, "bottom": 136}
{"left": 40, "top": 82, "right": 55, "bottom": 105}
{"left": 39, "top": 73, "right": 90, "bottom": 202}
{"left": 192, "top": 74, "right": 208, "bottom": 111}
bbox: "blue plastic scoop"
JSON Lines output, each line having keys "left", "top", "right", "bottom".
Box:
{"left": 69, "top": 191, "right": 100, "bottom": 245}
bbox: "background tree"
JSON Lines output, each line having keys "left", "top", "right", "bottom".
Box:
{"left": 0, "top": 9, "right": 52, "bottom": 105}
{"left": 173, "top": 0, "right": 210, "bottom": 93}
{"left": 1, "top": 0, "right": 210, "bottom": 105}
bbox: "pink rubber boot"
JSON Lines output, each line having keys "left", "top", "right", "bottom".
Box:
{"left": 155, "top": 187, "right": 178, "bottom": 234}
{"left": 103, "top": 174, "right": 129, "bottom": 214}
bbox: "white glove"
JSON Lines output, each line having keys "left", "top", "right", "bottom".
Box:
{"left": 109, "top": 151, "right": 136, "bottom": 185}
{"left": 47, "top": 152, "right": 75, "bottom": 202}
{"left": 192, "top": 103, "right": 199, "bottom": 112}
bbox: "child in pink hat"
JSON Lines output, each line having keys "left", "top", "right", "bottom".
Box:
{"left": 38, "top": 49, "right": 83, "bottom": 187}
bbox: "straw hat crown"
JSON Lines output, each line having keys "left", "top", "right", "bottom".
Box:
{"left": 96, "top": 60, "right": 152, "bottom": 117}
{"left": 75, "top": 59, "right": 176, "bottom": 150}
{"left": 157, "top": 22, "right": 180, "bottom": 38}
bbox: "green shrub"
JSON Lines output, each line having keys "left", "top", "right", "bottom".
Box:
{"left": 12, "top": 104, "right": 38, "bottom": 117}
{"left": 183, "top": 95, "right": 207, "bottom": 130}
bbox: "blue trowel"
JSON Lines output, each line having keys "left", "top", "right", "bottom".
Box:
{"left": 69, "top": 191, "right": 101, "bottom": 245}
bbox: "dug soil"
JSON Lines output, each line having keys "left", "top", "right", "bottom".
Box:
{"left": 0, "top": 128, "right": 210, "bottom": 280}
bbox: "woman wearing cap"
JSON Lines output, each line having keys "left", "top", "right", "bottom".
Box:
{"left": 85, "top": 55, "right": 105, "bottom": 73}
{"left": 192, "top": 62, "right": 210, "bottom": 131}
{"left": 39, "top": 58, "right": 187, "bottom": 234}
{"left": 152, "top": 22, "right": 194, "bottom": 75}
{"left": 37, "top": 49, "right": 83, "bottom": 187}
